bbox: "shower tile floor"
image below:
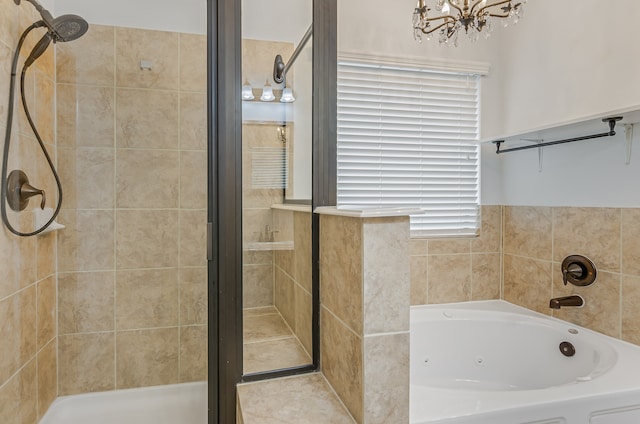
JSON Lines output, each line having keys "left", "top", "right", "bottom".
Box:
{"left": 238, "top": 373, "right": 355, "bottom": 424}
{"left": 243, "top": 307, "right": 311, "bottom": 374}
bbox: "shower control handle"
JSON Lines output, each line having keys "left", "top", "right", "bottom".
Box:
{"left": 562, "top": 263, "right": 583, "bottom": 286}
{"left": 6, "top": 170, "right": 46, "bottom": 211}
{"left": 561, "top": 255, "right": 597, "bottom": 287}
{"left": 21, "top": 181, "right": 46, "bottom": 209}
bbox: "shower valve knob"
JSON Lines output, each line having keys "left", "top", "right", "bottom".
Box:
{"left": 561, "top": 255, "right": 597, "bottom": 287}
{"left": 6, "top": 170, "right": 46, "bottom": 211}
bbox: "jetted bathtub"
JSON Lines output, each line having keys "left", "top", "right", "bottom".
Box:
{"left": 411, "top": 300, "right": 640, "bottom": 424}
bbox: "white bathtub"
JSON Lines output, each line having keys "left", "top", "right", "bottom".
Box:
{"left": 39, "top": 382, "right": 207, "bottom": 424}
{"left": 411, "top": 300, "right": 640, "bottom": 424}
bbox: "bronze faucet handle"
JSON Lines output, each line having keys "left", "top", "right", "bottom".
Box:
{"left": 20, "top": 181, "right": 46, "bottom": 209}
{"left": 6, "top": 169, "right": 46, "bottom": 211}
{"left": 561, "top": 255, "right": 597, "bottom": 287}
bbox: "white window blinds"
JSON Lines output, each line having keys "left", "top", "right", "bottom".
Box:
{"left": 337, "top": 60, "right": 480, "bottom": 237}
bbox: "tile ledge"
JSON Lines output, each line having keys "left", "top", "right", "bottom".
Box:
{"left": 271, "top": 203, "right": 312, "bottom": 213}
{"left": 315, "top": 206, "right": 423, "bottom": 218}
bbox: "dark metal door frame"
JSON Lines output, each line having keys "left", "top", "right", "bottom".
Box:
{"left": 207, "top": 0, "right": 243, "bottom": 421}
{"left": 208, "top": 0, "right": 336, "bottom": 422}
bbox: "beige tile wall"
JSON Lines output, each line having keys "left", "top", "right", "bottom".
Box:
{"left": 410, "top": 205, "right": 503, "bottom": 305}
{"left": 55, "top": 24, "right": 207, "bottom": 395}
{"left": 0, "top": 3, "right": 59, "bottom": 422}
{"left": 273, "top": 210, "right": 313, "bottom": 355}
{"left": 413, "top": 204, "right": 640, "bottom": 347}
{"left": 320, "top": 214, "right": 410, "bottom": 424}
{"left": 503, "top": 206, "right": 640, "bottom": 344}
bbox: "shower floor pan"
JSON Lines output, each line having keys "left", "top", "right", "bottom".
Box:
{"left": 39, "top": 382, "right": 207, "bottom": 424}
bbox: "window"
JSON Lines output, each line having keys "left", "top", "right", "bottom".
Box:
{"left": 337, "top": 59, "right": 480, "bottom": 237}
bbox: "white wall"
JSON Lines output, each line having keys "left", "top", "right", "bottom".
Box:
{"left": 288, "top": 42, "right": 313, "bottom": 200}
{"left": 55, "top": 0, "right": 207, "bottom": 34}
{"left": 41, "top": 0, "right": 55, "bottom": 11}
{"left": 242, "top": 0, "right": 311, "bottom": 45}
{"left": 496, "top": 0, "right": 640, "bottom": 138}
{"left": 494, "top": 0, "right": 640, "bottom": 207}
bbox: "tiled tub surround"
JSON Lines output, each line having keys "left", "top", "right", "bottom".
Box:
{"left": 0, "top": 3, "right": 58, "bottom": 422}
{"left": 413, "top": 205, "right": 640, "bottom": 348}
{"left": 319, "top": 209, "right": 411, "bottom": 424}
{"left": 409, "top": 205, "right": 503, "bottom": 306}
{"left": 55, "top": 25, "right": 207, "bottom": 395}
{"left": 503, "top": 206, "right": 640, "bottom": 345}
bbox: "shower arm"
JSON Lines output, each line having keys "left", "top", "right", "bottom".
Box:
{"left": 273, "top": 24, "right": 313, "bottom": 84}
{"left": 13, "top": 0, "right": 51, "bottom": 17}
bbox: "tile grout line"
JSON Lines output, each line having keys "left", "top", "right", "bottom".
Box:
{"left": 112, "top": 25, "right": 118, "bottom": 391}
{"left": 619, "top": 208, "right": 623, "bottom": 340}
{"left": 177, "top": 31, "right": 182, "bottom": 383}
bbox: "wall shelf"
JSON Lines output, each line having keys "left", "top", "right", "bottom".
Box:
{"left": 481, "top": 105, "right": 640, "bottom": 165}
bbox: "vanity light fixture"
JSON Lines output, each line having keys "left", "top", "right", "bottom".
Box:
{"left": 280, "top": 86, "right": 295, "bottom": 103}
{"left": 241, "top": 80, "right": 254, "bottom": 101}
{"left": 260, "top": 80, "right": 275, "bottom": 102}
{"left": 412, "top": 0, "right": 526, "bottom": 45}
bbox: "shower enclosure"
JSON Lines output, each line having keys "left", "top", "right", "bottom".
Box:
{"left": 0, "top": 0, "right": 209, "bottom": 422}
{"left": 0, "top": 0, "right": 335, "bottom": 422}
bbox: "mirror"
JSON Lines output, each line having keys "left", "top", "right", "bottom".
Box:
{"left": 241, "top": 0, "right": 313, "bottom": 375}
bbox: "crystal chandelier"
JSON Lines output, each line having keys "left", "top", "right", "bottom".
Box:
{"left": 412, "top": 0, "right": 526, "bottom": 45}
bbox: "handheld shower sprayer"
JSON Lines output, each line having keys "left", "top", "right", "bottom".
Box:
{"left": 1, "top": 0, "right": 89, "bottom": 236}
{"left": 13, "top": 0, "right": 89, "bottom": 43}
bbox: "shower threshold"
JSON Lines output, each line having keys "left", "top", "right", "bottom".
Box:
{"left": 39, "top": 382, "right": 207, "bottom": 424}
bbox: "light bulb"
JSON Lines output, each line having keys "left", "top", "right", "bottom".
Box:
{"left": 241, "top": 81, "right": 254, "bottom": 101}
{"left": 280, "top": 87, "right": 295, "bottom": 103}
{"left": 260, "top": 80, "right": 275, "bottom": 102}
{"left": 442, "top": 1, "right": 450, "bottom": 14}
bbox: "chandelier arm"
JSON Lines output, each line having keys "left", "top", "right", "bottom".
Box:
{"left": 477, "top": 0, "right": 512, "bottom": 16}
{"left": 488, "top": 12, "right": 510, "bottom": 18}
{"left": 425, "top": 14, "right": 454, "bottom": 23}
{"left": 420, "top": 20, "right": 454, "bottom": 35}
{"left": 469, "top": 0, "right": 485, "bottom": 15}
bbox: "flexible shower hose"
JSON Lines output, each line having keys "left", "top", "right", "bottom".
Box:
{"left": 1, "top": 22, "right": 63, "bottom": 237}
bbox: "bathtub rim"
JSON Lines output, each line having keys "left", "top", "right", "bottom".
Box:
{"left": 409, "top": 300, "right": 640, "bottom": 423}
